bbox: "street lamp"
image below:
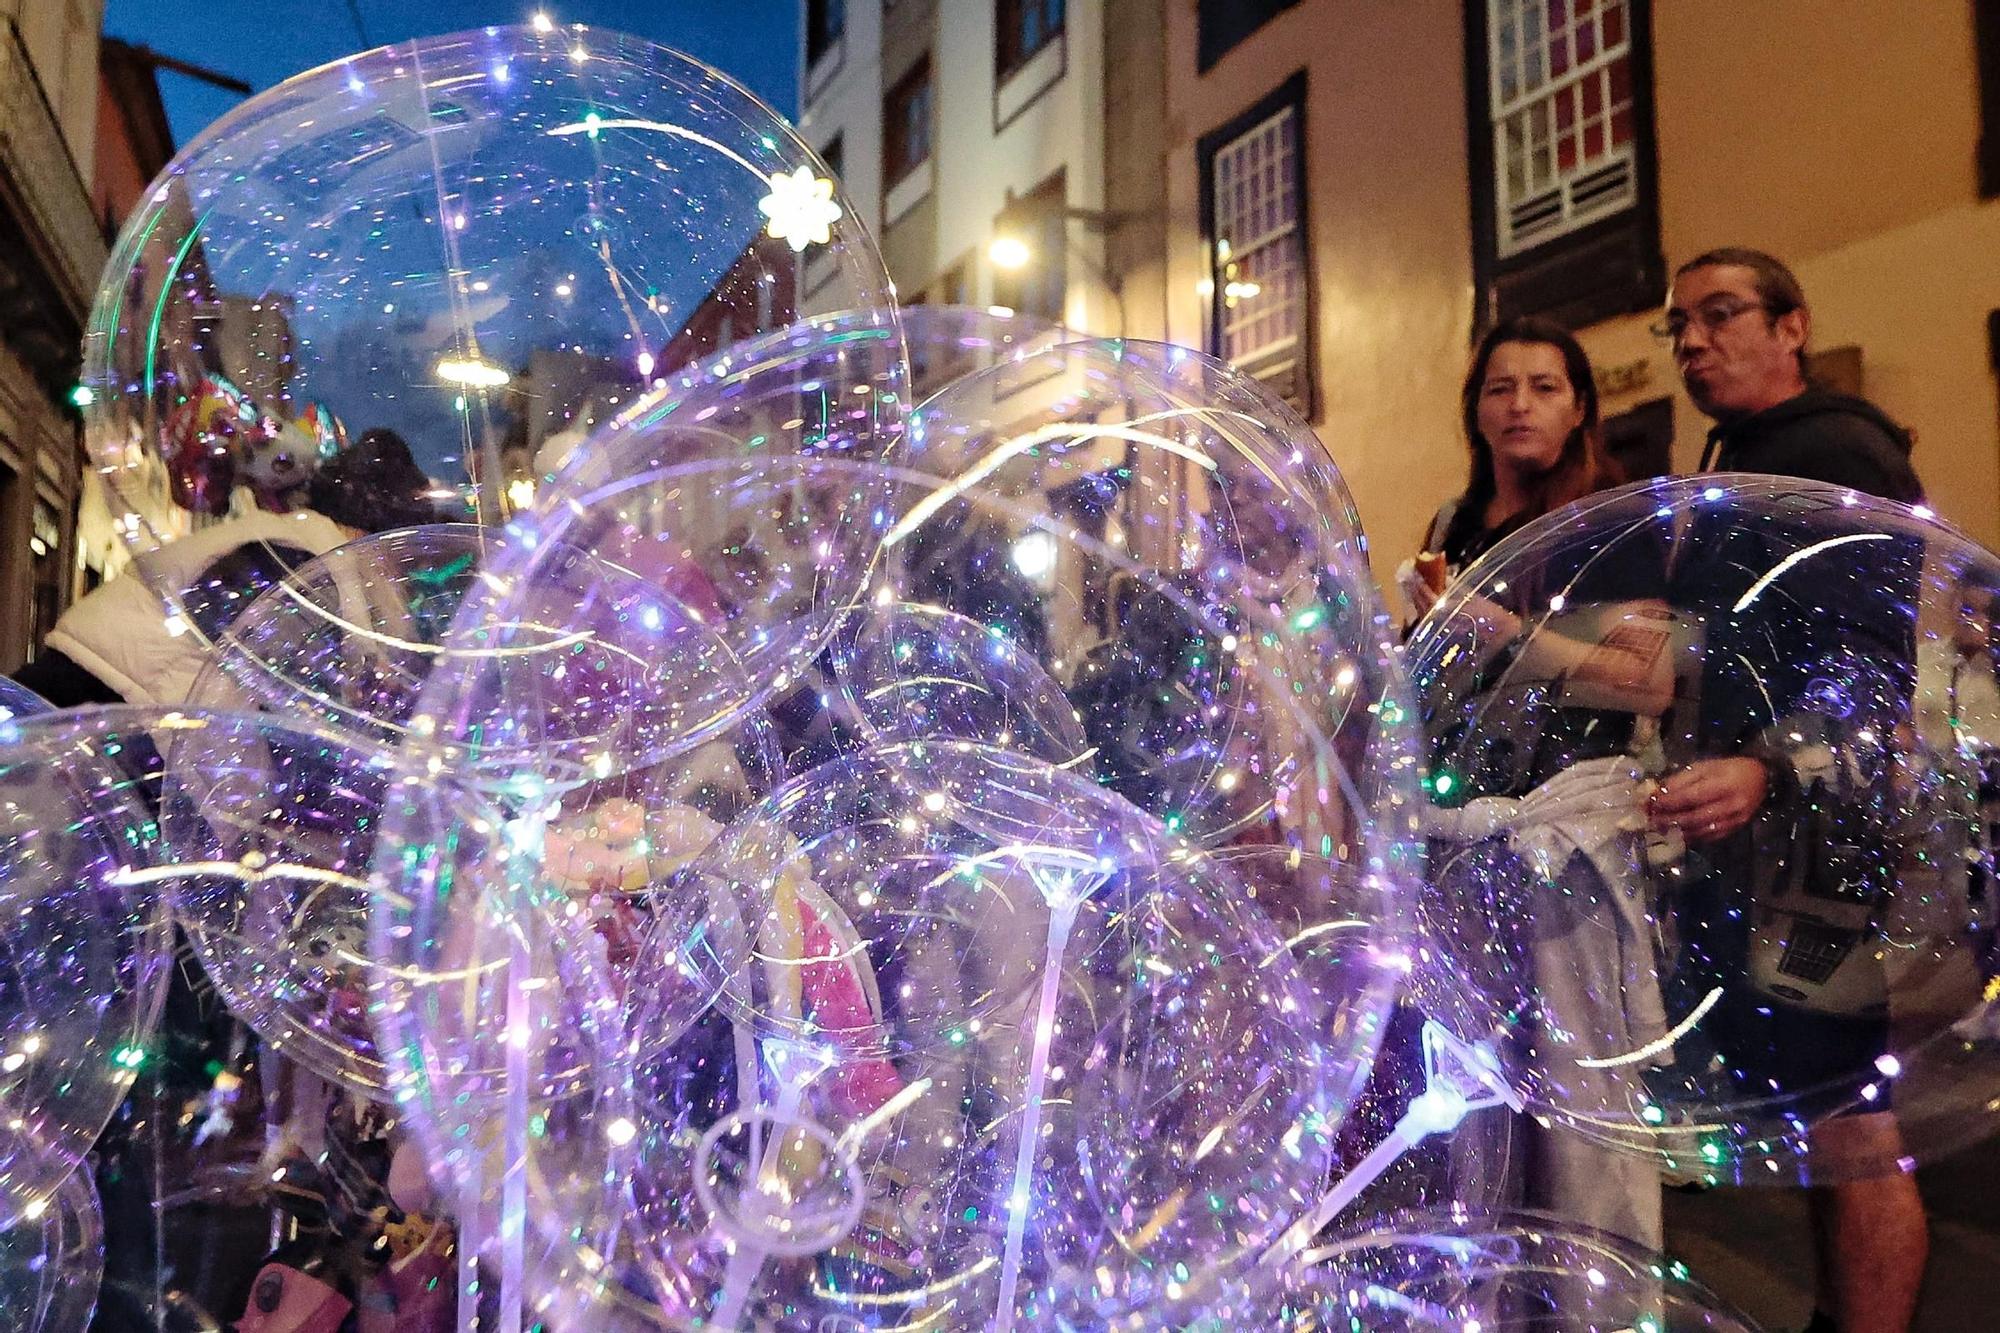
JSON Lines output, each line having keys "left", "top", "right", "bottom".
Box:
{"left": 435, "top": 356, "right": 511, "bottom": 389}
{"left": 987, "top": 234, "right": 1033, "bottom": 271}
{"left": 987, "top": 190, "right": 1138, "bottom": 338}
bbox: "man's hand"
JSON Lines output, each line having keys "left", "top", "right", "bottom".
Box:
{"left": 1647, "top": 757, "right": 1769, "bottom": 844}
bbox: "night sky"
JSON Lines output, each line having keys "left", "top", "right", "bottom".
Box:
{"left": 104, "top": 0, "right": 801, "bottom": 149}
{"left": 94, "top": 2, "right": 809, "bottom": 492}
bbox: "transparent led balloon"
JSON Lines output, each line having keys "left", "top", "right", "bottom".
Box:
{"left": 405, "top": 335, "right": 1423, "bottom": 1323}
{"left": 465, "top": 311, "right": 913, "bottom": 713}
{"left": 0, "top": 677, "right": 49, "bottom": 726}
{"left": 149, "top": 710, "right": 456, "bottom": 1098}
{"left": 1283, "top": 1209, "right": 1760, "bottom": 1332}
{"left": 1409, "top": 475, "right": 2000, "bottom": 1184}
{"left": 827, "top": 599, "right": 1090, "bottom": 764}
{"left": 1205, "top": 844, "right": 1473, "bottom": 1224}
{"left": 876, "top": 338, "right": 1417, "bottom": 866}
{"left": 364, "top": 738, "right": 636, "bottom": 1292}
{"left": 461, "top": 308, "right": 1072, "bottom": 759}
{"left": 184, "top": 523, "right": 499, "bottom": 745}
{"left": 187, "top": 523, "right": 782, "bottom": 811}
{"left": 81, "top": 22, "right": 894, "bottom": 627}
{"left": 551, "top": 741, "right": 1337, "bottom": 1329}
{"left": 0, "top": 711, "right": 171, "bottom": 1230}
{"left": 140, "top": 700, "right": 714, "bottom": 1123}
{"left": 0, "top": 1160, "right": 103, "bottom": 1332}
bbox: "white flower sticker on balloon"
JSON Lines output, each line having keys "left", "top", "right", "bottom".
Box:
{"left": 758, "top": 166, "right": 843, "bottom": 253}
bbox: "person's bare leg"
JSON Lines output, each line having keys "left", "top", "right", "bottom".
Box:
{"left": 1807, "top": 1113, "right": 1928, "bottom": 1333}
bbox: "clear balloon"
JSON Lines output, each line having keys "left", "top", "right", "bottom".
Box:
{"left": 1286, "top": 1209, "right": 1760, "bottom": 1332}
{"left": 0, "top": 1160, "right": 103, "bottom": 1332}
{"left": 480, "top": 307, "right": 1059, "bottom": 782}
{"left": 471, "top": 311, "right": 913, "bottom": 716}
{"left": 1409, "top": 475, "right": 2000, "bottom": 1184}
{"left": 150, "top": 709, "right": 444, "bottom": 1097}
{"left": 599, "top": 741, "right": 1336, "bottom": 1329}
{"left": 1202, "top": 844, "right": 1476, "bottom": 1227}
{"left": 138, "top": 700, "right": 688, "bottom": 1133}
{"left": 827, "top": 599, "right": 1090, "bottom": 765}
{"left": 184, "top": 523, "right": 499, "bottom": 746}
{"left": 0, "top": 710, "right": 171, "bottom": 1230}
{"left": 81, "top": 22, "right": 894, "bottom": 616}
{"left": 188, "top": 522, "right": 782, "bottom": 808}
{"left": 878, "top": 336, "right": 1416, "bottom": 866}
{"left": 366, "top": 741, "right": 636, "bottom": 1246}
{"left": 392, "top": 329, "right": 1422, "bottom": 1325}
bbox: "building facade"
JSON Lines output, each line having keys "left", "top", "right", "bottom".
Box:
{"left": 0, "top": 0, "right": 106, "bottom": 668}
{"left": 1151, "top": 0, "right": 2000, "bottom": 586}
{"left": 800, "top": 0, "right": 1160, "bottom": 342}
{"left": 814, "top": 1, "right": 2000, "bottom": 591}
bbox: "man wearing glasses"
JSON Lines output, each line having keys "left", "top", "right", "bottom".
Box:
{"left": 1663, "top": 246, "right": 1921, "bottom": 502}
{"left": 1659, "top": 248, "right": 1927, "bottom": 1333}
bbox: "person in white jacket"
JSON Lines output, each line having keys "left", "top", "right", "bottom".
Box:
{"left": 17, "top": 429, "right": 436, "bottom": 708}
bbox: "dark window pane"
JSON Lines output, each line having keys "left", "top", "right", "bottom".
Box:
{"left": 884, "top": 61, "right": 933, "bottom": 185}
{"left": 807, "top": 0, "right": 845, "bottom": 66}
{"left": 1206, "top": 94, "right": 1307, "bottom": 412}
{"left": 998, "top": 0, "right": 1066, "bottom": 78}
{"left": 1196, "top": 0, "right": 1300, "bottom": 73}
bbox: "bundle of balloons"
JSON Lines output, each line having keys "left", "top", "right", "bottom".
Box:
{"left": 1, "top": 22, "right": 1991, "bottom": 1331}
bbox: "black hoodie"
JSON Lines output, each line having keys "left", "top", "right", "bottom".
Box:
{"left": 1699, "top": 388, "right": 1923, "bottom": 503}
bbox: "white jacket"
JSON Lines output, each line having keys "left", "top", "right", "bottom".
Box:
{"left": 46, "top": 512, "right": 351, "bottom": 707}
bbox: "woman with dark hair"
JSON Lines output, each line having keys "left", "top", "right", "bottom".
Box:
{"left": 1404, "top": 316, "right": 1620, "bottom": 620}
{"left": 1406, "top": 319, "right": 1678, "bottom": 1256}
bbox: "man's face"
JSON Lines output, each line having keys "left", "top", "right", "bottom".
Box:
{"left": 1664, "top": 263, "right": 1808, "bottom": 420}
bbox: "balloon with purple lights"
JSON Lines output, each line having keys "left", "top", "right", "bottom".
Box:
{"left": 1408, "top": 475, "right": 2000, "bottom": 1187}
{"left": 382, "top": 328, "right": 1421, "bottom": 1326}
{"left": 1282, "top": 1208, "right": 1761, "bottom": 1332}
{"left": 0, "top": 709, "right": 171, "bottom": 1230}
{"left": 80, "top": 21, "right": 894, "bottom": 629}
{"left": 0, "top": 1161, "right": 104, "bottom": 1332}
{"left": 559, "top": 741, "right": 1336, "bottom": 1328}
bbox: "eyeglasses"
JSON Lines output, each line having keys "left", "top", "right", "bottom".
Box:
{"left": 1650, "top": 296, "right": 1771, "bottom": 344}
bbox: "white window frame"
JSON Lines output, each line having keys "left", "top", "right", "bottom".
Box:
{"left": 1210, "top": 102, "right": 1304, "bottom": 389}
{"left": 1488, "top": 0, "right": 1637, "bottom": 258}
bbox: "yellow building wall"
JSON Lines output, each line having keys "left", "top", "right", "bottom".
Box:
{"left": 1583, "top": 2, "right": 2000, "bottom": 546}
{"left": 1161, "top": 1, "right": 2000, "bottom": 597}
{"left": 1160, "top": 0, "right": 1477, "bottom": 595}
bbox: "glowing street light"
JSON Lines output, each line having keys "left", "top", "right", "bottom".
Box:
{"left": 435, "top": 357, "right": 512, "bottom": 389}
{"left": 988, "top": 234, "right": 1032, "bottom": 270}
{"left": 987, "top": 198, "right": 1130, "bottom": 336}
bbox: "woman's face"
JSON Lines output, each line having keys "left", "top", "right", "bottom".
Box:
{"left": 1476, "top": 340, "right": 1584, "bottom": 481}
